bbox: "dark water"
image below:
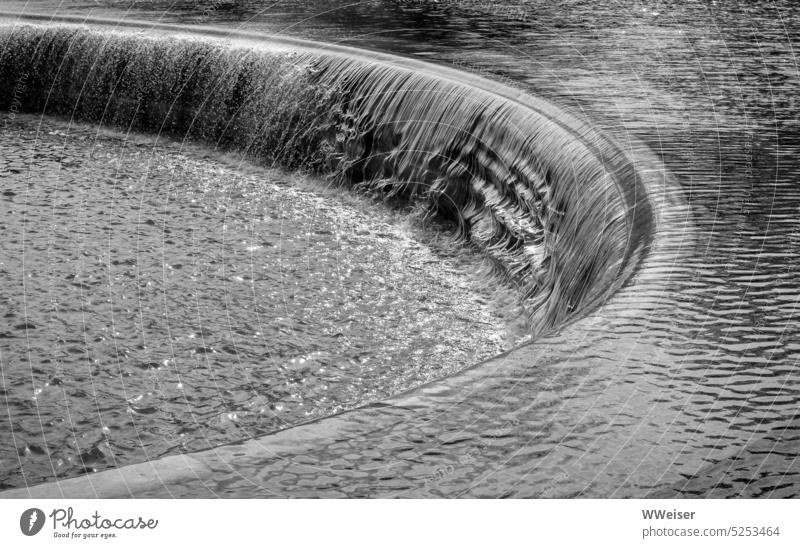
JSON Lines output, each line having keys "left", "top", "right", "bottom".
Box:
{"left": 0, "top": 116, "right": 523, "bottom": 488}
{"left": 2, "top": 1, "right": 799, "bottom": 497}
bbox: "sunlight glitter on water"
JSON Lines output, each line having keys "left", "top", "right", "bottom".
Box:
{"left": 0, "top": 115, "right": 526, "bottom": 488}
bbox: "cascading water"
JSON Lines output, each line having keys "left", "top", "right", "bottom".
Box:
{"left": 0, "top": 23, "right": 651, "bottom": 333}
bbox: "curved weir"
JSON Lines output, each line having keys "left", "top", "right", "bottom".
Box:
{"left": 0, "top": 15, "right": 663, "bottom": 496}
{"left": 0, "top": 19, "right": 653, "bottom": 332}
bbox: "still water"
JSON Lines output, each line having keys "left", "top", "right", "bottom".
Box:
{"left": 1, "top": 1, "right": 799, "bottom": 497}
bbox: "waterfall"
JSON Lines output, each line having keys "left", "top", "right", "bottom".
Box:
{"left": 0, "top": 23, "right": 653, "bottom": 333}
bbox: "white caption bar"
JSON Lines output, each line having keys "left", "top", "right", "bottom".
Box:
{"left": 1, "top": 499, "right": 798, "bottom": 547}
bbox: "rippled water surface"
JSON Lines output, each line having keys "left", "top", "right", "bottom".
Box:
{"left": 1, "top": 1, "right": 800, "bottom": 497}
{"left": 0, "top": 116, "right": 523, "bottom": 488}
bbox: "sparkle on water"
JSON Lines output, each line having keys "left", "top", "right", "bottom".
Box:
{"left": 0, "top": 116, "right": 524, "bottom": 488}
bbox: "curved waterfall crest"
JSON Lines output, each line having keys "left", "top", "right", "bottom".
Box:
{"left": 0, "top": 17, "right": 654, "bottom": 333}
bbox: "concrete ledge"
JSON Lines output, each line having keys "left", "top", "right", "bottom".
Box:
{"left": 0, "top": 454, "right": 213, "bottom": 498}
